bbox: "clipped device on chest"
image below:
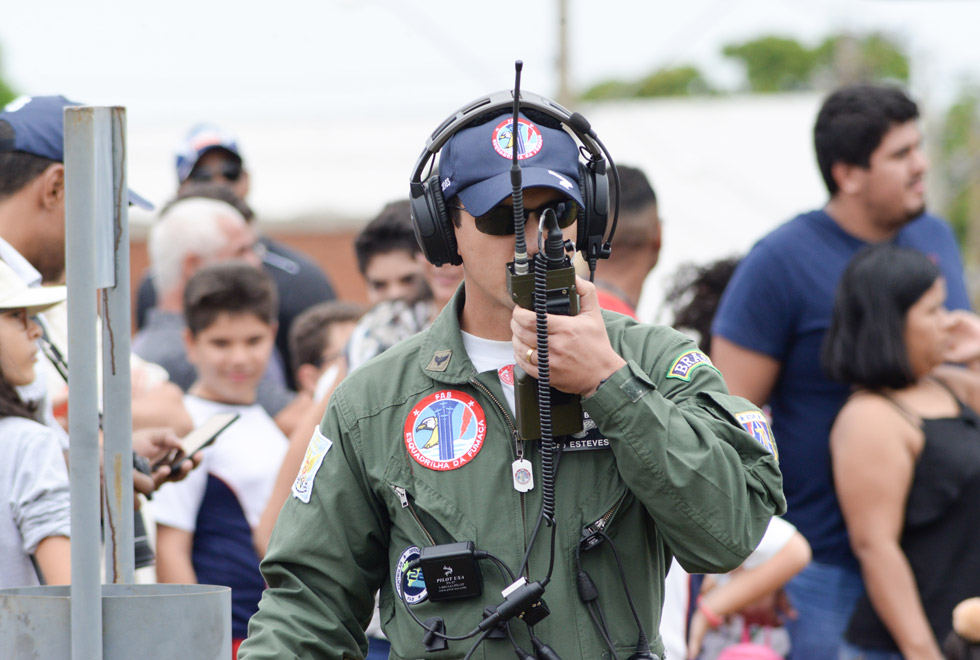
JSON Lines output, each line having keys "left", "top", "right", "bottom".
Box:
{"left": 418, "top": 541, "right": 484, "bottom": 602}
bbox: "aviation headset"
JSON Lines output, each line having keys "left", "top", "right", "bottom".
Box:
{"left": 409, "top": 89, "right": 617, "bottom": 268}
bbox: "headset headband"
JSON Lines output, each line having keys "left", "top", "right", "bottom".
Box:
{"left": 410, "top": 89, "right": 607, "bottom": 196}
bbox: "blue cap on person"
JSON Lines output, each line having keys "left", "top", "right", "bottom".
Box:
{"left": 0, "top": 260, "right": 66, "bottom": 313}
{"left": 175, "top": 123, "right": 243, "bottom": 184}
{"left": 439, "top": 112, "right": 583, "bottom": 217}
{"left": 0, "top": 95, "right": 154, "bottom": 210}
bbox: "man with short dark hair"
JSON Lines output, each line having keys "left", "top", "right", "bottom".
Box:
{"left": 241, "top": 96, "right": 784, "bottom": 660}
{"left": 594, "top": 164, "right": 661, "bottom": 318}
{"left": 354, "top": 199, "right": 428, "bottom": 305}
{"left": 711, "top": 83, "right": 972, "bottom": 659}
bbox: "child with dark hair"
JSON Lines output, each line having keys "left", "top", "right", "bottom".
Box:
{"left": 0, "top": 260, "right": 71, "bottom": 588}
{"left": 152, "top": 261, "right": 288, "bottom": 656}
{"left": 824, "top": 244, "right": 980, "bottom": 660}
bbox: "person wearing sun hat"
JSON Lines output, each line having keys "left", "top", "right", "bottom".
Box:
{"left": 0, "top": 258, "right": 71, "bottom": 588}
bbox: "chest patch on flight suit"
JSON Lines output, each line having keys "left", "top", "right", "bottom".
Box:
{"left": 291, "top": 426, "right": 333, "bottom": 503}
{"left": 560, "top": 411, "right": 611, "bottom": 452}
{"left": 734, "top": 410, "right": 778, "bottom": 458}
{"left": 404, "top": 390, "right": 487, "bottom": 471}
{"left": 666, "top": 349, "right": 717, "bottom": 381}
{"left": 395, "top": 545, "right": 428, "bottom": 604}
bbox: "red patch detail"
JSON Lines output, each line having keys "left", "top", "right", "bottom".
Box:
{"left": 404, "top": 390, "right": 487, "bottom": 471}
{"left": 498, "top": 364, "right": 515, "bottom": 386}
{"left": 492, "top": 118, "right": 544, "bottom": 160}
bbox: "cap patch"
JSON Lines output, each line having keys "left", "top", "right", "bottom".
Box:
{"left": 734, "top": 410, "right": 777, "bottom": 458}
{"left": 666, "top": 350, "right": 717, "bottom": 381}
{"left": 291, "top": 426, "right": 333, "bottom": 503}
{"left": 404, "top": 390, "right": 486, "bottom": 471}
{"left": 492, "top": 117, "right": 543, "bottom": 160}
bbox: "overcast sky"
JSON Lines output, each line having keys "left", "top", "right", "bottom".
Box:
{"left": 3, "top": 0, "right": 980, "bottom": 125}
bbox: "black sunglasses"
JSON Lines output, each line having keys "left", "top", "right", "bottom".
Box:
{"left": 188, "top": 161, "right": 243, "bottom": 183}
{"left": 453, "top": 199, "right": 580, "bottom": 236}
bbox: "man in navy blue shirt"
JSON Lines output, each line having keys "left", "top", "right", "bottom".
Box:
{"left": 711, "top": 84, "right": 971, "bottom": 659}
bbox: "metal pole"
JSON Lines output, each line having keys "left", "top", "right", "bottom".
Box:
{"left": 556, "top": 0, "right": 571, "bottom": 107}
{"left": 102, "top": 107, "right": 135, "bottom": 583}
{"left": 65, "top": 105, "right": 109, "bottom": 660}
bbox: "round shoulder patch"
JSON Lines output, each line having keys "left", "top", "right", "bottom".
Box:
{"left": 492, "top": 117, "right": 543, "bottom": 160}
{"left": 404, "top": 390, "right": 486, "bottom": 471}
{"left": 395, "top": 545, "right": 427, "bottom": 604}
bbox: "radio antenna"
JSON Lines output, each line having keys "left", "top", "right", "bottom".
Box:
{"left": 511, "top": 60, "right": 529, "bottom": 275}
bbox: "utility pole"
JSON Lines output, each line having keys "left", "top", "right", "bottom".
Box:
{"left": 557, "top": 0, "right": 572, "bottom": 107}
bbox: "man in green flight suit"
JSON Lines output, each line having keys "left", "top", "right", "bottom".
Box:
{"left": 239, "top": 93, "right": 785, "bottom": 660}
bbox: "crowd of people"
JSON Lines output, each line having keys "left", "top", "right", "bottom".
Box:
{"left": 0, "top": 79, "right": 978, "bottom": 660}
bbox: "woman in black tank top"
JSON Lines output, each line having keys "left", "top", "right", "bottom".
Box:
{"left": 822, "top": 245, "right": 980, "bottom": 660}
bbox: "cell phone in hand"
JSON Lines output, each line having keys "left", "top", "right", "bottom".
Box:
{"left": 167, "top": 412, "right": 240, "bottom": 472}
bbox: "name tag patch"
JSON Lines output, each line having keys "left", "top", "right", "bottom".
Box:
{"left": 562, "top": 411, "right": 611, "bottom": 452}
{"left": 291, "top": 426, "right": 333, "bottom": 503}
{"left": 666, "top": 350, "right": 716, "bottom": 381}
{"left": 734, "top": 410, "right": 777, "bottom": 458}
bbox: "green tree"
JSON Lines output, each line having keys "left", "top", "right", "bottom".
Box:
{"left": 635, "top": 66, "right": 711, "bottom": 97}
{"left": 0, "top": 46, "right": 16, "bottom": 107}
{"left": 581, "top": 65, "right": 712, "bottom": 100}
{"left": 812, "top": 33, "right": 910, "bottom": 84}
{"left": 722, "top": 36, "right": 818, "bottom": 92}
{"left": 936, "top": 88, "right": 980, "bottom": 251}
{"left": 580, "top": 78, "right": 637, "bottom": 101}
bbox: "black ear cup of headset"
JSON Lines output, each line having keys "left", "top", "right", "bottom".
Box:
{"left": 409, "top": 90, "right": 615, "bottom": 268}
{"left": 410, "top": 173, "right": 461, "bottom": 267}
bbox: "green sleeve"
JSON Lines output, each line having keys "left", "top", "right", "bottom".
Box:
{"left": 582, "top": 331, "right": 786, "bottom": 575}
{"left": 238, "top": 388, "right": 388, "bottom": 659}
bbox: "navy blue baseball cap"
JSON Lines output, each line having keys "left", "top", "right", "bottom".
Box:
{"left": 0, "top": 95, "right": 153, "bottom": 210}
{"left": 175, "top": 124, "right": 243, "bottom": 184}
{"left": 439, "top": 112, "right": 583, "bottom": 217}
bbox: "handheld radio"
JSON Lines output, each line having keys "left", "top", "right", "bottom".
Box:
{"left": 505, "top": 63, "right": 583, "bottom": 441}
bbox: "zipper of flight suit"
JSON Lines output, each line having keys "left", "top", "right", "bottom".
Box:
{"left": 581, "top": 490, "right": 630, "bottom": 551}
{"left": 467, "top": 377, "right": 529, "bottom": 570}
{"left": 392, "top": 486, "right": 436, "bottom": 546}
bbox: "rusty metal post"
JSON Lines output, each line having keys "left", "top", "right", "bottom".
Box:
{"left": 101, "top": 107, "right": 136, "bottom": 584}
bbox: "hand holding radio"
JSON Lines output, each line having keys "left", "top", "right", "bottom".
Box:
{"left": 511, "top": 277, "right": 626, "bottom": 397}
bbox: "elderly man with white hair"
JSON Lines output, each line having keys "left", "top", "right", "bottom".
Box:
{"left": 133, "top": 197, "right": 294, "bottom": 422}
